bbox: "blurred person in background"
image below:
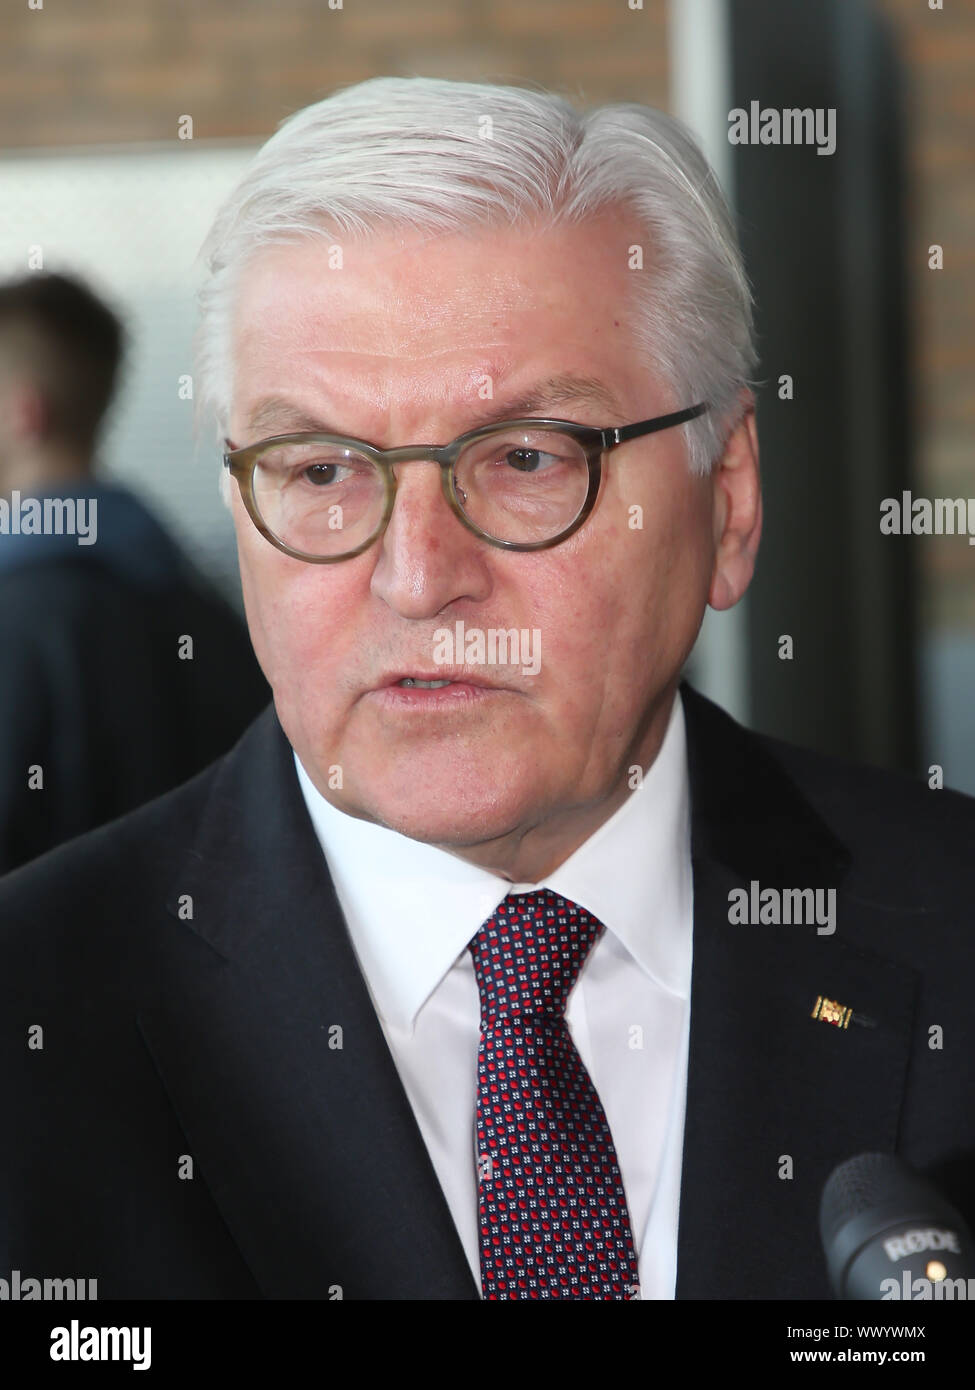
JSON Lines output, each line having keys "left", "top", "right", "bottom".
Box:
{"left": 0, "top": 271, "right": 268, "bottom": 873}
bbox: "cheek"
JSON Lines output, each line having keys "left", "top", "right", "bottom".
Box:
{"left": 233, "top": 519, "right": 308, "bottom": 687}
{"left": 634, "top": 481, "right": 713, "bottom": 602}
{"left": 237, "top": 534, "right": 365, "bottom": 701}
{"left": 568, "top": 497, "right": 710, "bottom": 685}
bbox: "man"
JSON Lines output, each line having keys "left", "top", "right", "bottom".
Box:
{"left": 2, "top": 76, "right": 973, "bottom": 1300}
{"left": 0, "top": 272, "right": 269, "bottom": 872}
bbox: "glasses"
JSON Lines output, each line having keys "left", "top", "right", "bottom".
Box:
{"left": 223, "top": 402, "right": 708, "bottom": 562}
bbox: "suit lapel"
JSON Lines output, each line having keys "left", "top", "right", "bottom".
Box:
{"left": 135, "top": 685, "right": 918, "bottom": 1300}
{"left": 675, "top": 684, "right": 918, "bottom": 1298}
{"left": 138, "top": 706, "right": 478, "bottom": 1300}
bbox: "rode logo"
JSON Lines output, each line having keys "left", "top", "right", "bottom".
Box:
{"left": 883, "top": 1227, "right": 961, "bottom": 1261}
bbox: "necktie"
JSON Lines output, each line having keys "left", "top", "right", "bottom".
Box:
{"left": 469, "top": 888, "right": 641, "bottom": 1299}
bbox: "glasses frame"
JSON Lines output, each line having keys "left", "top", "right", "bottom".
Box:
{"left": 223, "top": 401, "right": 709, "bottom": 562}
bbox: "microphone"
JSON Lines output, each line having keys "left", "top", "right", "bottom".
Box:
{"left": 820, "top": 1153, "right": 975, "bottom": 1300}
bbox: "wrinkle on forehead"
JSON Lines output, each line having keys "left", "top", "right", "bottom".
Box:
{"left": 230, "top": 213, "right": 652, "bottom": 434}
{"left": 236, "top": 261, "right": 546, "bottom": 360}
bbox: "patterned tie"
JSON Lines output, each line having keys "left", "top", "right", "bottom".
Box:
{"left": 469, "top": 888, "right": 641, "bottom": 1299}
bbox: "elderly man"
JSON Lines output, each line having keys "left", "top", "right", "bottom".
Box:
{"left": 2, "top": 76, "right": 973, "bottom": 1302}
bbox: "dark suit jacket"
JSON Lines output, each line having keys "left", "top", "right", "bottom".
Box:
{"left": 2, "top": 682, "right": 974, "bottom": 1299}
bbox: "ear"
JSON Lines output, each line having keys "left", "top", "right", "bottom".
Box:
{"left": 708, "top": 393, "right": 762, "bottom": 611}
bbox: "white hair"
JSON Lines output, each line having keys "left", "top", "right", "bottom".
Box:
{"left": 195, "top": 75, "right": 757, "bottom": 477}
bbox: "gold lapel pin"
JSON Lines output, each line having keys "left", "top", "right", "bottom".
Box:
{"left": 811, "top": 995, "right": 852, "bottom": 1029}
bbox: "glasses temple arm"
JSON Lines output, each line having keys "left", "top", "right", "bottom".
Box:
{"left": 609, "top": 402, "right": 709, "bottom": 446}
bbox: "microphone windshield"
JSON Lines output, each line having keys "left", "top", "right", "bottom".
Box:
{"left": 820, "top": 1153, "right": 974, "bottom": 1300}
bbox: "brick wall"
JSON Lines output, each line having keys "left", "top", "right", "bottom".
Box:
{"left": 0, "top": 0, "right": 668, "bottom": 146}
{"left": 876, "top": 0, "right": 975, "bottom": 626}
{"left": 1, "top": 0, "right": 970, "bottom": 625}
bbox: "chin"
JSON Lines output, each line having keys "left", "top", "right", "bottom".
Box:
{"left": 346, "top": 774, "right": 536, "bottom": 850}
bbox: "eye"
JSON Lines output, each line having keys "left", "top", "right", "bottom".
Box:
{"left": 256, "top": 445, "right": 376, "bottom": 489}
{"left": 301, "top": 462, "right": 341, "bottom": 486}
{"left": 501, "top": 447, "right": 561, "bottom": 473}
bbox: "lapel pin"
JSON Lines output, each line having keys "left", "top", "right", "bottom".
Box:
{"left": 811, "top": 995, "right": 852, "bottom": 1029}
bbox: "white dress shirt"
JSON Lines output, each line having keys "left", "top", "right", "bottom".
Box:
{"left": 295, "top": 688, "right": 694, "bottom": 1299}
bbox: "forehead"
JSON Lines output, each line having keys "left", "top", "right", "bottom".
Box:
{"left": 230, "top": 210, "right": 655, "bottom": 428}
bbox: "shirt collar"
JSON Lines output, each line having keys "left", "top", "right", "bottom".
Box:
{"left": 295, "top": 688, "right": 692, "bottom": 1032}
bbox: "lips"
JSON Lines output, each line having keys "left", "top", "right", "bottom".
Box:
{"left": 377, "top": 670, "right": 502, "bottom": 690}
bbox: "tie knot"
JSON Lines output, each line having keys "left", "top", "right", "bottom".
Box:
{"left": 469, "top": 888, "right": 603, "bottom": 1022}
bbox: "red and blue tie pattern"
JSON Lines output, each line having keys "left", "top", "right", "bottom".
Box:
{"left": 469, "top": 889, "right": 641, "bottom": 1299}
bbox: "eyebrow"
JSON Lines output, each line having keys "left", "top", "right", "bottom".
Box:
{"left": 242, "top": 373, "right": 624, "bottom": 440}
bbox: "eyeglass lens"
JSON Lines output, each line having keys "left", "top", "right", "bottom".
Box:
{"left": 250, "top": 426, "right": 592, "bottom": 556}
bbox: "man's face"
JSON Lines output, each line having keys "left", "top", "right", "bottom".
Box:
{"left": 227, "top": 211, "right": 756, "bottom": 879}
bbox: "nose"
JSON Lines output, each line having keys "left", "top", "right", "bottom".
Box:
{"left": 368, "top": 458, "right": 493, "bottom": 618}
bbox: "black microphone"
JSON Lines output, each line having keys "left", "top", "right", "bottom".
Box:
{"left": 820, "top": 1153, "right": 975, "bottom": 1300}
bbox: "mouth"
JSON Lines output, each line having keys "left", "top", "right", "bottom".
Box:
{"left": 365, "top": 669, "right": 513, "bottom": 709}
{"left": 377, "top": 670, "right": 503, "bottom": 691}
